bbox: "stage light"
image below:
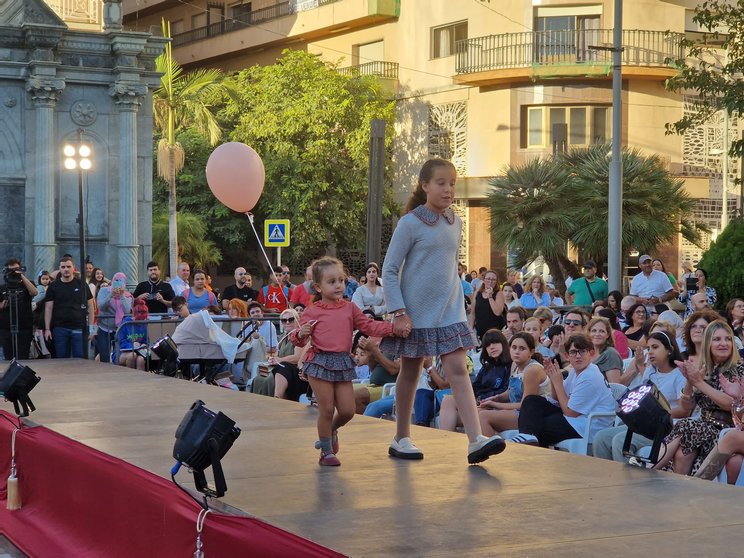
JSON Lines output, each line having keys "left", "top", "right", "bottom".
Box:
{"left": 0, "top": 360, "right": 41, "bottom": 417}
{"left": 617, "top": 381, "right": 673, "bottom": 465}
{"left": 172, "top": 400, "right": 240, "bottom": 498}
{"left": 151, "top": 335, "right": 179, "bottom": 376}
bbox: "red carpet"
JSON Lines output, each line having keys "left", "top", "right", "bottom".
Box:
{"left": 0, "top": 411, "right": 343, "bottom": 557}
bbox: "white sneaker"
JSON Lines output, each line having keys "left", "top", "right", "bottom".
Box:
{"left": 467, "top": 434, "right": 506, "bottom": 464}
{"left": 389, "top": 437, "right": 424, "bottom": 460}
{"left": 509, "top": 433, "right": 539, "bottom": 446}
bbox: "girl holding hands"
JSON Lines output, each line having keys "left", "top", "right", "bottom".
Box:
{"left": 291, "top": 257, "right": 405, "bottom": 466}
{"left": 381, "top": 159, "right": 506, "bottom": 464}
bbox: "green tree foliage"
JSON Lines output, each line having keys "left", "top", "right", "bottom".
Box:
{"left": 665, "top": 0, "right": 744, "bottom": 156}
{"left": 487, "top": 146, "right": 703, "bottom": 287}
{"left": 151, "top": 210, "right": 222, "bottom": 272}
{"left": 699, "top": 217, "right": 744, "bottom": 310}
{"left": 218, "top": 50, "right": 397, "bottom": 265}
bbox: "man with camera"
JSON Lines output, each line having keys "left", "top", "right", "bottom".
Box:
{"left": 44, "top": 256, "right": 94, "bottom": 358}
{"left": 0, "top": 258, "right": 38, "bottom": 360}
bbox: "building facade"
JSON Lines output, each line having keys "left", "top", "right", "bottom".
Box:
{"left": 122, "top": 0, "right": 738, "bottom": 277}
{"left": 0, "top": 0, "right": 165, "bottom": 285}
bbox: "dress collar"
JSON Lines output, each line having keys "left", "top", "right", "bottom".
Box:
{"left": 411, "top": 204, "right": 455, "bottom": 226}
{"left": 314, "top": 300, "right": 346, "bottom": 310}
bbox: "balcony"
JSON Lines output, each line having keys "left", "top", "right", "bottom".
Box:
{"left": 337, "top": 61, "right": 399, "bottom": 79}
{"left": 169, "top": 0, "right": 399, "bottom": 66}
{"left": 173, "top": 0, "right": 342, "bottom": 47}
{"left": 454, "top": 29, "right": 685, "bottom": 87}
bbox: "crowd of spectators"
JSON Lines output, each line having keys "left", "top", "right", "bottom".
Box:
{"left": 8, "top": 252, "right": 744, "bottom": 483}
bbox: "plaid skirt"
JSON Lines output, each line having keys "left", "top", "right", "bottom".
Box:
{"left": 304, "top": 351, "right": 357, "bottom": 382}
{"left": 380, "top": 321, "right": 475, "bottom": 358}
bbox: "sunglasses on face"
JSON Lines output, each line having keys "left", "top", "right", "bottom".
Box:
{"left": 280, "top": 317, "right": 293, "bottom": 324}
{"left": 564, "top": 319, "right": 583, "bottom": 326}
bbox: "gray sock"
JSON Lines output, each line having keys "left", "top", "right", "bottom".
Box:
{"left": 319, "top": 437, "right": 332, "bottom": 453}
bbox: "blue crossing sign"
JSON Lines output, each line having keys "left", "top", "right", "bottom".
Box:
{"left": 264, "top": 219, "right": 290, "bottom": 247}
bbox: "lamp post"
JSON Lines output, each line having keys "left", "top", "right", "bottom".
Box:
{"left": 63, "top": 128, "right": 92, "bottom": 359}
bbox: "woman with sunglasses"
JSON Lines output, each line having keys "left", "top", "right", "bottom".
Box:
{"left": 622, "top": 302, "right": 648, "bottom": 352}
{"left": 272, "top": 309, "right": 310, "bottom": 401}
{"left": 511, "top": 333, "right": 616, "bottom": 447}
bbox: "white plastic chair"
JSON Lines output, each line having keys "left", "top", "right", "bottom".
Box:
{"left": 553, "top": 382, "right": 627, "bottom": 455}
{"left": 381, "top": 382, "right": 396, "bottom": 399}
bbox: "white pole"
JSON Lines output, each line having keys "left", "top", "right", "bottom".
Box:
{"left": 277, "top": 246, "right": 282, "bottom": 267}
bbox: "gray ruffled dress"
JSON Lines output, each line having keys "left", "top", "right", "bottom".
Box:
{"left": 380, "top": 204, "right": 475, "bottom": 357}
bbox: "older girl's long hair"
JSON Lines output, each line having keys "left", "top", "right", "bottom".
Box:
{"left": 404, "top": 158, "right": 457, "bottom": 214}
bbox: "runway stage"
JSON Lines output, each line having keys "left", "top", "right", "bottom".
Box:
{"left": 2, "top": 360, "right": 744, "bottom": 557}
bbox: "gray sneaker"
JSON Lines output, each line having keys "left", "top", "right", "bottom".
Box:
{"left": 389, "top": 437, "right": 424, "bottom": 460}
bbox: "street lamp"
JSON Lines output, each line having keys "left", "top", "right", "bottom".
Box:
{"left": 62, "top": 128, "right": 92, "bottom": 359}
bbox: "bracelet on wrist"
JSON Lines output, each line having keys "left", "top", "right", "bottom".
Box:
{"left": 392, "top": 310, "right": 407, "bottom": 318}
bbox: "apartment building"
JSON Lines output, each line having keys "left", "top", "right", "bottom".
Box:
{"left": 122, "top": 0, "right": 738, "bottom": 275}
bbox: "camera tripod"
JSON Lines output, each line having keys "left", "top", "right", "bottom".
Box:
{"left": 3, "top": 288, "right": 24, "bottom": 360}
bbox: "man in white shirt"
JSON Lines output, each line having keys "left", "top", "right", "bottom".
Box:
{"left": 169, "top": 262, "right": 190, "bottom": 297}
{"left": 629, "top": 255, "right": 674, "bottom": 309}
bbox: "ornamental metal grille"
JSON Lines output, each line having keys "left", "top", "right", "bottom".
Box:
{"left": 46, "top": 0, "right": 100, "bottom": 24}
{"left": 682, "top": 95, "right": 739, "bottom": 182}
{"left": 428, "top": 101, "right": 467, "bottom": 176}
{"left": 451, "top": 199, "right": 469, "bottom": 264}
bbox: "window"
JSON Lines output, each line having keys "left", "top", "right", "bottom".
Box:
{"left": 191, "top": 13, "right": 207, "bottom": 29}
{"left": 353, "top": 40, "right": 384, "bottom": 65}
{"left": 230, "top": 1, "right": 252, "bottom": 21}
{"left": 534, "top": 13, "right": 600, "bottom": 62}
{"left": 431, "top": 21, "right": 467, "bottom": 59}
{"left": 170, "top": 19, "right": 184, "bottom": 35}
{"left": 522, "top": 105, "right": 611, "bottom": 148}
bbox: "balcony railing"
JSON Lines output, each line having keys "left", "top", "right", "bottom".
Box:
{"left": 172, "top": 0, "right": 341, "bottom": 47}
{"left": 455, "top": 29, "right": 685, "bottom": 75}
{"left": 337, "top": 61, "right": 399, "bottom": 79}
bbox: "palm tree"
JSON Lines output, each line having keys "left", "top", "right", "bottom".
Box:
{"left": 153, "top": 19, "right": 234, "bottom": 276}
{"left": 152, "top": 211, "right": 222, "bottom": 271}
{"left": 487, "top": 146, "right": 705, "bottom": 288}
{"left": 487, "top": 158, "right": 578, "bottom": 287}
{"left": 562, "top": 145, "right": 703, "bottom": 264}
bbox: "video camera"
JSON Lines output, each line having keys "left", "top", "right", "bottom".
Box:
{"left": 2, "top": 266, "right": 26, "bottom": 288}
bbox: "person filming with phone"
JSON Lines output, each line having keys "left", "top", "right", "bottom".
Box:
{"left": 678, "top": 267, "right": 716, "bottom": 319}
{"left": 133, "top": 261, "right": 175, "bottom": 315}
{"left": 0, "top": 258, "right": 38, "bottom": 360}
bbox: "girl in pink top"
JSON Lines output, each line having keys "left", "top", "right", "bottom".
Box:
{"left": 291, "top": 256, "right": 401, "bottom": 466}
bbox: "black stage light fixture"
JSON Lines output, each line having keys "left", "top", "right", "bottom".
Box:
{"left": 0, "top": 360, "right": 41, "bottom": 417}
{"left": 172, "top": 400, "right": 241, "bottom": 498}
{"left": 150, "top": 335, "right": 179, "bottom": 376}
{"left": 617, "top": 381, "right": 673, "bottom": 465}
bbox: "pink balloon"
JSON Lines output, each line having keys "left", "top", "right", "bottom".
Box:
{"left": 206, "top": 142, "right": 265, "bottom": 213}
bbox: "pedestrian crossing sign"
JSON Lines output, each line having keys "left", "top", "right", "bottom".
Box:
{"left": 264, "top": 219, "right": 290, "bottom": 247}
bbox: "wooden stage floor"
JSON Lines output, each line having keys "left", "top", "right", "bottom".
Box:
{"left": 10, "top": 360, "right": 744, "bottom": 557}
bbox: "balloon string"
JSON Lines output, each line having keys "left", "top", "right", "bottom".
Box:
{"left": 244, "top": 212, "right": 293, "bottom": 317}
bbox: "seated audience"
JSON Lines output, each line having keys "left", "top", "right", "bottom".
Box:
{"left": 479, "top": 332, "right": 550, "bottom": 436}
{"left": 587, "top": 317, "right": 623, "bottom": 383}
{"left": 653, "top": 320, "right": 744, "bottom": 475}
{"left": 512, "top": 333, "right": 616, "bottom": 447}
{"left": 593, "top": 331, "right": 686, "bottom": 462}
{"left": 439, "top": 329, "right": 512, "bottom": 431}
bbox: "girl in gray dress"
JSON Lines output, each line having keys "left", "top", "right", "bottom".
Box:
{"left": 381, "top": 159, "right": 507, "bottom": 464}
